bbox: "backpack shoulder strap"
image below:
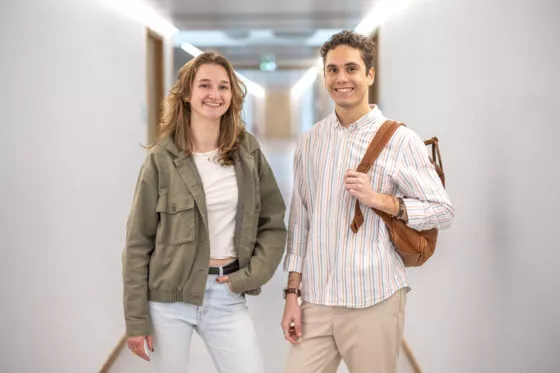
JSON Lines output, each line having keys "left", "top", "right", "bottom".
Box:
{"left": 350, "top": 119, "right": 403, "bottom": 233}
{"left": 356, "top": 120, "right": 403, "bottom": 174}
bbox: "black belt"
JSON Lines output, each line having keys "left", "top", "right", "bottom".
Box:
{"left": 208, "top": 259, "right": 239, "bottom": 275}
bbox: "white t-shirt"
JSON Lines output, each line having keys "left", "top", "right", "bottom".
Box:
{"left": 193, "top": 149, "right": 238, "bottom": 259}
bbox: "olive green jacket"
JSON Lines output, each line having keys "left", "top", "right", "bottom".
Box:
{"left": 122, "top": 132, "right": 287, "bottom": 337}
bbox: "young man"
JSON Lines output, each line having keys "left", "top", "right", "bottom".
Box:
{"left": 281, "top": 30, "right": 455, "bottom": 373}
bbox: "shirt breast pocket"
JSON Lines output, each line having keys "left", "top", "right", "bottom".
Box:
{"left": 156, "top": 192, "right": 196, "bottom": 245}
{"left": 370, "top": 161, "right": 397, "bottom": 195}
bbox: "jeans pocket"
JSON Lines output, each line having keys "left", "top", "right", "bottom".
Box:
{"left": 221, "top": 282, "right": 245, "bottom": 302}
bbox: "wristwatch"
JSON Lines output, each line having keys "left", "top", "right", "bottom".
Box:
{"left": 395, "top": 197, "right": 405, "bottom": 219}
{"left": 283, "top": 288, "right": 302, "bottom": 299}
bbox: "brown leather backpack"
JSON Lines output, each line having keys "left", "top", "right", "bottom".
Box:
{"left": 350, "top": 120, "right": 445, "bottom": 267}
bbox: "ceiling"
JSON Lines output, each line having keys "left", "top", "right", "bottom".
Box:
{"left": 147, "top": 0, "right": 377, "bottom": 72}
{"left": 149, "top": 0, "right": 372, "bottom": 30}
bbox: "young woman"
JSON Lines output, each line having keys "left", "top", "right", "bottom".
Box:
{"left": 122, "top": 52, "right": 287, "bottom": 373}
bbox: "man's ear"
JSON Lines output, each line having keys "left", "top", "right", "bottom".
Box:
{"left": 368, "top": 67, "right": 376, "bottom": 86}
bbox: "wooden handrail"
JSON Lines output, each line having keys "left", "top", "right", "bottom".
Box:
{"left": 99, "top": 335, "right": 126, "bottom": 373}
{"left": 99, "top": 334, "right": 422, "bottom": 373}
{"left": 402, "top": 338, "right": 423, "bottom": 373}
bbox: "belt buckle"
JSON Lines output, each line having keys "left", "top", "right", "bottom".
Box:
{"left": 208, "top": 265, "right": 220, "bottom": 276}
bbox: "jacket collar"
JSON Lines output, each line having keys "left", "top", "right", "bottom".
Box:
{"left": 161, "top": 135, "right": 183, "bottom": 159}
{"left": 162, "top": 134, "right": 256, "bottom": 237}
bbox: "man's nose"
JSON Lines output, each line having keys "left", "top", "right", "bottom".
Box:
{"left": 336, "top": 72, "right": 348, "bottom": 83}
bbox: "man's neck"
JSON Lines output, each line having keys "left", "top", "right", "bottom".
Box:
{"left": 335, "top": 103, "right": 372, "bottom": 128}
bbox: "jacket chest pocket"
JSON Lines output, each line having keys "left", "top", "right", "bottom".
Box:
{"left": 156, "top": 192, "right": 196, "bottom": 245}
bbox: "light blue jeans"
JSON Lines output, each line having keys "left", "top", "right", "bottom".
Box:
{"left": 148, "top": 274, "right": 264, "bottom": 373}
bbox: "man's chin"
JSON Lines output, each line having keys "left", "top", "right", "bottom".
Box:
{"left": 333, "top": 99, "right": 357, "bottom": 109}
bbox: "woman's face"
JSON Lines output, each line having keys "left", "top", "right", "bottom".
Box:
{"left": 188, "top": 63, "right": 232, "bottom": 123}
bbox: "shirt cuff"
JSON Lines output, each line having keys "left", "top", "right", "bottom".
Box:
{"left": 283, "top": 254, "right": 304, "bottom": 273}
{"left": 403, "top": 198, "right": 426, "bottom": 231}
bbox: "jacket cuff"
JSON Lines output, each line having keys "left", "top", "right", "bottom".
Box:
{"left": 126, "top": 320, "right": 152, "bottom": 337}
{"left": 228, "top": 270, "right": 249, "bottom": 293}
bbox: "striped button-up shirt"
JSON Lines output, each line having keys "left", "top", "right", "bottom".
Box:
{"left": 283, "top": 106, "right": 454, "bottom": 308}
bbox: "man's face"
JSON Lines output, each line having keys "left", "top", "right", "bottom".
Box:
{"left": 324, "top": 45, "right": 375, "bottom": 110}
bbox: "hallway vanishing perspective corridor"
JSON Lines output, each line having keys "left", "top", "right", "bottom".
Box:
{"left": 2, "top": 0, "right": 560, "bottom": 372}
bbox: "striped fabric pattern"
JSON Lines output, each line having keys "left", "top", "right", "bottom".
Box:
{"left": 283, "top": 106, "right": 454, "bottom": 308}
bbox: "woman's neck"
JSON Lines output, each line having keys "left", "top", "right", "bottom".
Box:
{"left": 190, "top": 116, "right": 220, "bottom": 153}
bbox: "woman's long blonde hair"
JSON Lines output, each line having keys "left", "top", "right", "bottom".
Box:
{"left": 151, "top": 52, "right": 247, "bottom": 165}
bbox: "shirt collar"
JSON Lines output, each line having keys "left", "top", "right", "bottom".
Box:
{"left": 331, "top": 104, "right": 383, "bottom": 131}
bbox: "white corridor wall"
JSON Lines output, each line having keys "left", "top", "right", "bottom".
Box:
{"left": 377, "top": 0, "right": 560, "bottom": 372}
{"left": 0, "top": 1, "right": 171, "bottom": 371}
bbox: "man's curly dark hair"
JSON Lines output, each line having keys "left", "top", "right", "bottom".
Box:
{"left": 320, "top": 30, "right": 376, "bottom": 73}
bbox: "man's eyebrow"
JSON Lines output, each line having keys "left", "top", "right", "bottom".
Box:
{"left": 325, "top": 62, "right": 361, "bottom": 68}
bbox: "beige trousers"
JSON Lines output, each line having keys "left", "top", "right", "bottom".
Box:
{"left": 285, "top": 289, "right": 406, "bottom": 373}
